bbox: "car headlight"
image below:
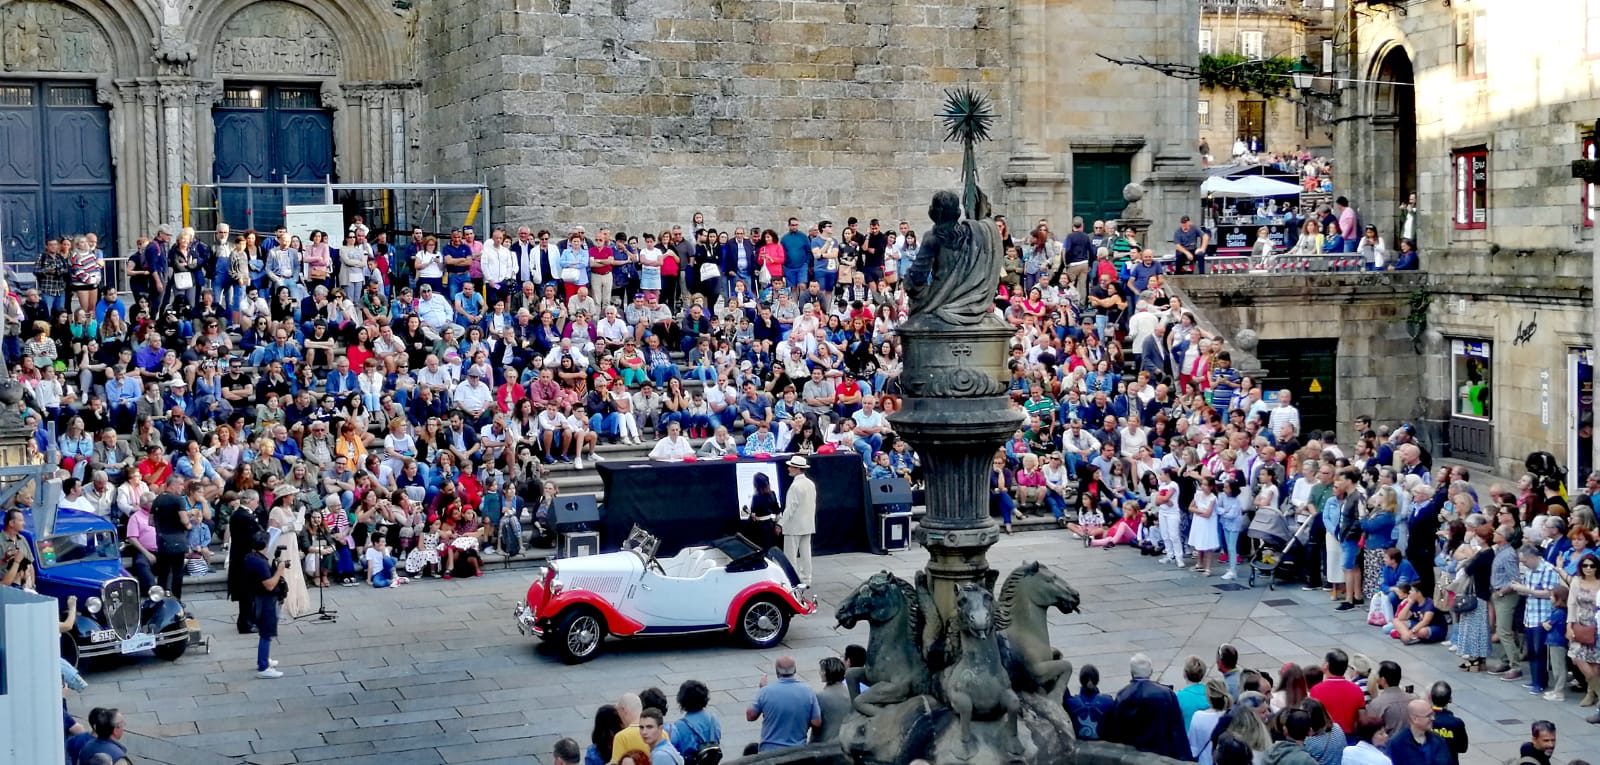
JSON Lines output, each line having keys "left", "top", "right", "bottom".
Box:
{"left": 85, "top": 597, "right": 102, "bottom": 615}
{"left": 148, "top": 586, "right": 165, "bottom": 603}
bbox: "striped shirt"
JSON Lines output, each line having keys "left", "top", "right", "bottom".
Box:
{"left": 1523, "top": 561, "right": 1561, "bottom": 625}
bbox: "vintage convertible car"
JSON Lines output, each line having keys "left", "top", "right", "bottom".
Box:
{"left": 23, "top": 506, "right": 193, "bottom": 667}
{"left": 515, "top": 528, "right": 815, "bottom": 662}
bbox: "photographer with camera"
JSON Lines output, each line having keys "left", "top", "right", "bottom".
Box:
{"left": 243, "top": 531, "right": 289, "bottom": 679}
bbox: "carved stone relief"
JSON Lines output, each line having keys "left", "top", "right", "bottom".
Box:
{"left": 212, "top": 1, "right": 341, "bottom": 76}
{"left": 1, "top": 0, "right": 112, "bottom": 73}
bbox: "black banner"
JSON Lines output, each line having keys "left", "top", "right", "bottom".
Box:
{"left": 596, "top": 453, "right": 873, "bottom": 557}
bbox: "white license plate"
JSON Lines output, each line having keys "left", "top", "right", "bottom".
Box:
{"left": 119, "top": 634, "right": 155, "bottom": 654}
{"left": 89, "top": 629, "right": 117, "bottom": 643}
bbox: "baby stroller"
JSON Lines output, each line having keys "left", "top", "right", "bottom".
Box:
{"left": 1246, "top": 505, "right": 1314, "bottom": 590}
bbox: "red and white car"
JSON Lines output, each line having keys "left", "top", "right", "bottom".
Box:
{"left": 514, "top": 529, "right": 816, "bottom": 662}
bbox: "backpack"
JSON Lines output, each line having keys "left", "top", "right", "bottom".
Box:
{"left": 497, "top": 513, "right": 523, "bottom": 560}
{"left": 685, "top": 744, "right": 722, "bottom": 765}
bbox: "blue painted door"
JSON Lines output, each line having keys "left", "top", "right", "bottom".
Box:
{"left": 0, "top": 82, "right": 115, "bottom": 268}
{"left": 212, "top": 84, "right": 333, "bottom": 231}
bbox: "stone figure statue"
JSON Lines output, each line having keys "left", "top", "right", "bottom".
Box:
{"left": 994, "top": 562, "right": 1080, "bottom": 696}
{"left": 941, "top": 583, "right": 1020, "bottom": 759}
{"left": 835, "top": 571, "right": 932, "bottom": 716}
{"left": 902, "top": 190, "right": 1004, "bottom": 327}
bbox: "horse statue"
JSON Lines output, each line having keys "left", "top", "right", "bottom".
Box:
{"left": 836, "top": 571, "right": 932, "bottom": 716}
{"left": 995, "top": 561, "right": 1081, "bottom": 696}
{"left": 941, "top": 583, "right": 1020, "bottom": 759}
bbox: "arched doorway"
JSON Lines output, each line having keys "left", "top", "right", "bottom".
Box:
{"left": 1371, "top": 46, "right": 1417, "bottom": 240}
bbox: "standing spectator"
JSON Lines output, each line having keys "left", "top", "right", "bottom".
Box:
{"left": 780, "top": 218, "right": 812, "bottom": 291}
{"left": 1511, "top": 545, "right": 1562, "bottom": 695}
{"left": 1335, "top": 197, "right": 1359, "bottom": 253}
{"left": 1103, "top": 653, "right": 1189, "bottom": 760}
{"left": 779, "top": 455, "right": 816, "bottom": 586}
{"left": 1488, "top": 526, "right": 1525, "bottom": 679}
{"left": 747, "top": 655, "right": 822, "bottom": 752}
{"left": 149, "top": 476, "right": 191, "bottom": 601}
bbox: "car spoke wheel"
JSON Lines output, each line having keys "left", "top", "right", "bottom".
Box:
{"left": 557, "top": 609, "right": 606, "bottom": 664}
{"left": 737, "top": 597, "right": 789, "bottom": 648}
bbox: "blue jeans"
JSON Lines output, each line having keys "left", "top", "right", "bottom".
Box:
{"left": 852, "top": 439, "right": 874, "bottom": 465}
{"left": 992, "top": 491, "right": 1015, "bottom": 525}
{"left": 373, "top": 555, "right": 396, "bottom": 588}
{"left": 447, "top": 272, "right": 471, "bottom": 297}
{"left": 1525, "top": 626, "right": 1549, "bottom": 691}
{"left": 1221, "top": 525, "right": 1241, "bottom": 574}
{"left": 687, "top": 366, "right": 717, "bottom": 384}
{"left": 1046, "top": 492, "right": 1068, "bottom": 520}
{"left": 650, "top": 364, "right": 680, "bottom": 386}
{"left": 258, "top": 635, "right": 272, "bottom": 671}
{"left": 588, "top": 413, "right": 617, "bottom": 438}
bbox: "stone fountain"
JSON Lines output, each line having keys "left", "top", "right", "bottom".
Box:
{"left": 725, "top": 191, "right": 1189, "bottom": 765}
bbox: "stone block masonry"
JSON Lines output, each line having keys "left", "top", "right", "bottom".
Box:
{"left": 419, "top": 0, "right": 1013, "bottom": 230}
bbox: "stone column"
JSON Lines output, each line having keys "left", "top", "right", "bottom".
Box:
{"left": 98, "top": 84, "right": 134, "bottom": 269}
{"left": 1144, "top": 0, "right": 1206, "bottom": 233}
{"left": 999, "top": 0, "right": 1066, "bottom": 223}
{"left": 158, "top": 81, "right": 198, "bottom": 227}
{"left": 890, "top": 316, "right": 1021, "bottom": 618}
{"left": 320, "top": 82, "right": 349, "bottom": 183}
{"left": 136, "top": 82, "right": 162, "bottom": 235}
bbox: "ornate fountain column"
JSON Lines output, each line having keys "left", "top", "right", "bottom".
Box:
{"left": 891, "top": 315, "right": 1019, "bottom": 618}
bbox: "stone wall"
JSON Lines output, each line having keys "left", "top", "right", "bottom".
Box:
{"left": 1179, "top": 269, "right": 1594, "bottom": 479}
{"left": 417, "top": 0, "right": 1203, "bottom": 234}
{"left": 1173, "top": 273, "right": 1426, "bottom": 448}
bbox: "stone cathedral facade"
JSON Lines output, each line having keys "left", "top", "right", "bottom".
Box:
{"left": 0, "top": 0, "right": 1202, "bottom": 256}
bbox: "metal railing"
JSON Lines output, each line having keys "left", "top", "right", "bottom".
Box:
{"left": 1201, "top": 254, "right": 1372, "bottom": 273}
{"left": 181, "top": 180, "right": 491, "bottom": 240}
{"left": 1, "top": 255, "right": 131, "bottom": 294}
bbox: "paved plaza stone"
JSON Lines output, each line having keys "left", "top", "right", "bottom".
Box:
{"left": 72, "top": 532, "right": 1581, "bottom": 765}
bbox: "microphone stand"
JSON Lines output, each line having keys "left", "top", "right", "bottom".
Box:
{"left": 294, "top": 541, "right": 338, "bottom": 624}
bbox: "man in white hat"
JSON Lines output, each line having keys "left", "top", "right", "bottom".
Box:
{"left": 779, "top": 455, "right": 817, "bottom": 586}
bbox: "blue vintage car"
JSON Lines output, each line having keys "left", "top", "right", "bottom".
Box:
{"left": 21, "top": 506, "right": 192, "bottom": 666}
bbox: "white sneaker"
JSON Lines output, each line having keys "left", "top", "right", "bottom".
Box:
{"left": 592, "top": 453, "right": 606, "bottom": 462}
{"left": 1220, "top": 571, "right": 1236, "bottom": 581}
{"left": 257, "top": 668, "right": 284, "bottom": 679}
{"left": 574, "top": 456, "right": 584, "bottom": 470}
{"left": 1543, "top": 690, "right": 1567, "bottom": 702}
{"left": 1174, "top": 558, "right": 1187, "bottom": 569}
{"left": 268, "top": 659, "right": 279, "bottom": 668}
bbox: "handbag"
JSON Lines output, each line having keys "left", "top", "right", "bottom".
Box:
{"left": 1574, "top": 622, "right": 1598, "bottom": 645}
{"left": 699, "top": 262, "right": 722, "bottom": 281}
{"left": 173, "top": 271, "right": 194, "bottom": 291}
{"left": 559, "top": 266, "right": 581, "bottom": 282}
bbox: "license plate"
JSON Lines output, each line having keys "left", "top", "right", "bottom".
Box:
{"left": 89, "top": 629, "right": 117, "bottom": 643}
{"left": 119, "top": 633, "right": 155, "bottom": 654}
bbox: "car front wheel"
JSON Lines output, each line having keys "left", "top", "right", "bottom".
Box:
{"left": 555, "top": 608, "right": 607, "bottom": 664}
{"left": 736, "top": 596, "right": 790, "bottom": 649}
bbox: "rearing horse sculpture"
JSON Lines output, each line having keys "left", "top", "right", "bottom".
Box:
{"left": 942, "top": 583, "right": 1020, "bottom": 759}
{"left": 836, "top": 571, "right": 931, "bottom": 716}
{"left": 995, "top": 561, "right": 1081, "bottom": 696}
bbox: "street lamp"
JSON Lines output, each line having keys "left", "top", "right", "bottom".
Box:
{"left": 1289, "top": 55, "right": 1317, "bottom": 91}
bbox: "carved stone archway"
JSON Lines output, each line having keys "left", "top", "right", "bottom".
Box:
{"left": 0, "top": 0, "right": 157, "bottom": 258}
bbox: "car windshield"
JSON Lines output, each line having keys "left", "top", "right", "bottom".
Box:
{"left": 37, "top": 531, "right": 121, "bottom": 568}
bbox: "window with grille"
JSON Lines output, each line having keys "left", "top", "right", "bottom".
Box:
{"left": 1453, "top": 147, "right": 1488, "bottom": 230}
{"left": 0, "top": 85, "right": 35, "bottom": 107}
{"left": 47, "top": 85, "right": 95, "bottom": 107}
{"left": 1200, "top": 30, "right": 1214, "bottom": 55}
{"left": 1199, "top": 100, "right": 1211, "bottom": 127}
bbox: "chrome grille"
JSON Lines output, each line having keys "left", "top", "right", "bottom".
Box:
{"left": 102, "top": 578, "right": 141, "bottom": 639}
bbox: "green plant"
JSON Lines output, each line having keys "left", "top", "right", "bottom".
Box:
{"left": 1405, "top": 287, "right": 1432, "bottom": 352}
{"left": 1199, "top": 54, "right": 1298, "bottom": 98}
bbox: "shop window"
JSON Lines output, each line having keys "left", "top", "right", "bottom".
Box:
{"left": 1453, "top": 147, "right": 1487, "bottom": 230}
{"left": 1452, "top": 339, "right": 1492, "bottom": 419}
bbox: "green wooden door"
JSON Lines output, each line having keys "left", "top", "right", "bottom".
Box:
{"left": 1072, "top": 154, "right": 1132, "bottom": 224}
{"left": 1256, "top": 339, "right": 1339, "bottom": 436}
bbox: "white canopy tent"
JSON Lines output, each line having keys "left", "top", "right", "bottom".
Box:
{"left": 1200, "top": 175, "right": 1304, "bottom": 198}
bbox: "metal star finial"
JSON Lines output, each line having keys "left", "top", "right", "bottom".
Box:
{"left": 939, "top": 87, "right": 995, "bottom": 145}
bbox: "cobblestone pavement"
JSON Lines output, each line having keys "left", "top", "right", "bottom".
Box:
{"left": 72, "top": 532, "right": 1585, "bottom": 765}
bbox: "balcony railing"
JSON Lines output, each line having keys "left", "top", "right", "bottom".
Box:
{"left": 1200, "top": 0, "right": 1335, "bottom": 11}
